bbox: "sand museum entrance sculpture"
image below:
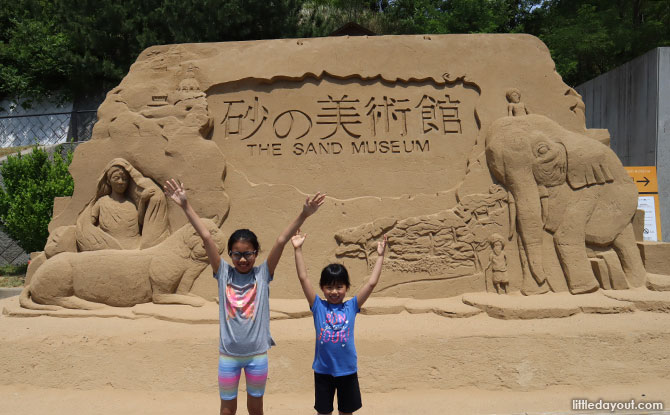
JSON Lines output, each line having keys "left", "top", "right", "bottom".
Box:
{"left": 16, "top": 34, "right": 670, "bottom": 310}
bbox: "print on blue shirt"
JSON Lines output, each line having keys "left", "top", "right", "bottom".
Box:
{"left": 319, "top": 306, "right": 350, "bottom": 344}
{"left": 311, "top": 296, "right": 359, "bottom": 376}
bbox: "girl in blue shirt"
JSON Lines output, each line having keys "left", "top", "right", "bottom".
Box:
{"left": 292, "top": 231, "right": 387, "bottom": 415}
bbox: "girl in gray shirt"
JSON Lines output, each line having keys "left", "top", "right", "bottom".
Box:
{"left": 164, "top": 179, "right": 325, "bottom": 415}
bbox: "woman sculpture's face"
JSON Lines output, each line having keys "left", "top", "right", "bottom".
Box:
{"left": 108, "top": 167, "right": 129, "bottom": 195}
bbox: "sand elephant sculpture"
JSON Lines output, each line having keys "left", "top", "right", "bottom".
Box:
{"left": 485, "top": 114, "right": 646, "bottom": 294}
{"left": 20, "top": 219, "right": 225, "bottom": 310}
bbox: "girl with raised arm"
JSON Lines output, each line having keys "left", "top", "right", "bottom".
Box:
{"left": 292, "top": 230, "right": 387, "bottom": 415}
{"left": 164, "top": 179, "right": 325, "bottom": 415}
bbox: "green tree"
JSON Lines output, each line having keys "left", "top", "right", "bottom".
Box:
{"left": 0, "top": 0, "right": 304, "bottom": 102}
{"left": 0, "top": 146, "right": 74, "bottom": 253}
{"left": 537, "top": 0, "right": 670, "bottom": 86}
{"left": 378, "top": 0, "right": 541, "bottom": 34}
{"left": 0, "top": 1, "right": 72, "bottom": 102}
{"left": 1, "top": 0, "right": 668, "bottom": 100}
{"left": 296, "top": 0, "right": 389, "bottom": 37}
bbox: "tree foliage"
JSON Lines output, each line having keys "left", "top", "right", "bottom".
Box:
{"left": 0, "top": 146, "right": 74, "bottom": 253}
{"left": 537, "top": 0, "right": 670, "bottom": 85}
{"left": 0, "top": 0, "right": 302, "bottom": 102}
{"left": 0, "top": 1, "right": 71, "bottom": 101}
{"left": 0, "top": 0, "right": 668, "bottom": 100}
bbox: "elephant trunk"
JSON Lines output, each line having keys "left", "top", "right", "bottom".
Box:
{"left": 506, "top": 166, "right": 547, "bottom": 285}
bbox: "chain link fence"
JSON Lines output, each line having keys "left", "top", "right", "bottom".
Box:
{"left": 0, "top": 109, "right": 97, "bottom": 147}
{"left": 0, "top": 94, "right": 103, "bottom": 148}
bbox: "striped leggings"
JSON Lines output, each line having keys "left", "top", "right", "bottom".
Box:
{"left": 218, "top": 352, "right": 269, "bottom": 400}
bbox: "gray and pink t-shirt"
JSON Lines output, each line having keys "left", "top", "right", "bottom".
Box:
{"left": 214, "top": 259, "right": 275, "bottom": 356}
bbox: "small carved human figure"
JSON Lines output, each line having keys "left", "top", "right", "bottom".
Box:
{"left": 506, "top": 88, "right": 529, "bottom": 117}
{"left": 76, "top": 158, "right": 170, "bottom": 251}
{"left": 486, "top": 233, "right": 509, "bottom": 294}
{"left": 139, "top": 68, "right": 211, "bottom": 137}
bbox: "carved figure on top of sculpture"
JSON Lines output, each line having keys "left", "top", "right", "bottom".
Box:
{"left": 486, "top": 233, "right": 509, "bottom": 294}
{"left": 506, "top": 88, "right": 529, "bottom": 117}
{"left": 485, "top": 114, "right": 647, "bottom": 294}
{"left": 75, "top": 158, "right": 170, "bottom": 252}
{"left": 140, "top": 64, "right": 212, "bottom": 138}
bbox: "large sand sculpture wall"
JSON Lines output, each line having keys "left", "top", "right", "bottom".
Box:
{"left": 20, "top": 34, "right": 670, "bottom": 309}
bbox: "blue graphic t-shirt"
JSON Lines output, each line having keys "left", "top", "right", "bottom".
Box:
{"left": 311, "top": 296, "right": 359, "bottom": 376}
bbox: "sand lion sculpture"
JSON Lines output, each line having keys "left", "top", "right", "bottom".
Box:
{"left": 20, "top": 218, "right": 225, "bottom": 310}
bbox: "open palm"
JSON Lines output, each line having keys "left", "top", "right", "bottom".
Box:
{"left": 303, "top": 192, "right": 326, "bottom": 217}
{"left": 164, "top": 179, "right": 188, "bottom": 207}
{"left": 291, "top": 230, "right": 306, "bottom": 248}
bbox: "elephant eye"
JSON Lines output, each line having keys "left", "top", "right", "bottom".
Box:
{"left": 535, "top": 142, "right": 550, "bottom": 156}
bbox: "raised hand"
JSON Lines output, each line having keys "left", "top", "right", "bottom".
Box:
{"left": 164, "top": 179, "right": 188, "bottom": 208}
{"left": 302, "top": 192, "right": 326, "bottom": 217}
{"left": 291, "top": 230, "right": 307, "bottom": 249}
{"left": 377, "top": 234, "right": 388, "bottom": 256}
{"left": 269, "top": 192, "right": 325, "bottom": 277}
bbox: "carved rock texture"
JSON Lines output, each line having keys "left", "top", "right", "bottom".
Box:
{"left": 30, "top": 35, "right": 670, "bottom": 304}
{"left": 21, "top": 219, "right": 225, "bottom": 309}
{"left": 486, "top": 115, "right": 649, "bottom": 294}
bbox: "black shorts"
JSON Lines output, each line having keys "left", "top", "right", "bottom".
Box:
{"left": 314, "top": 372, "right": 362, "bottom": 414}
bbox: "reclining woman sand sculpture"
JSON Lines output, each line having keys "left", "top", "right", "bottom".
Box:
{"left": 76, "top": 158, "right": 170, "bottom": 251}
{"left": 23, "top": 159, "right": 173, "bottom": 288}
{"left": 20, "top": 219, "right": 225, "bottom": 310}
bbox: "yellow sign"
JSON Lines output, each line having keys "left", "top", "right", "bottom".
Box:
{"left": 625, "top": 166, "right": 662, "bottom": 241}
{"left": 625, "top": 166, "right": 658, "bottom": 193}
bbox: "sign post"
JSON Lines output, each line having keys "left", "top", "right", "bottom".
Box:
{"left": 624, "top": 166, "right": 662, "bottom": 241}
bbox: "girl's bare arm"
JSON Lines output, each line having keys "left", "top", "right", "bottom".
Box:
{"left": 164, "top": 179, "right": 221, "bottom": 273}
{"left": 291, "top": 231, "right": 317, "bottom": 308}
{"left": 356, "top": 235, "right": 387, "bottom": 308}
{"left": 266, "top": 192, "right": 326, "bottom": 276}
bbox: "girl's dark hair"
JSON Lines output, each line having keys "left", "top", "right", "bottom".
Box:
{"left": 320, "top": 263, "right": 350, "bottom": 288}
{"left": 227, "top": 229, "right": 260, "bottom": 252}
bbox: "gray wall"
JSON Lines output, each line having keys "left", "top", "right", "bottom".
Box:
{"left": 657, "top": 49, "right": 670, "bottom": 243}
{"left": 0, "top": 226, "right": 29, "bottom": 266}
{"left": 576, "top": 47, "right": 669, "bottom": 241}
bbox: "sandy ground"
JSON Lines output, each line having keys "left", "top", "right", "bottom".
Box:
{"left": 2, "top": 293, "right": 670, "bottom": 414}
{"left": 2, "top": 382, "right": 670, "bottom": 415}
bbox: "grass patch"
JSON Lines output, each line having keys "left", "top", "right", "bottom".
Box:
{"left": 0, "top": 263, "right": 27, "bottom": 275}
{"left": 0, "top": 145, "right": 33, "bottom": 158}
{"left": 0, "top": 264, "right": 27, "bottom": 287}
{"left": 0, "top": 275, "right": 24, "bottom": 287}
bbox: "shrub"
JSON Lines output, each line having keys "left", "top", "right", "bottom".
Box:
{"left": 0, "top": 146, "right": 74, "bottom": 253}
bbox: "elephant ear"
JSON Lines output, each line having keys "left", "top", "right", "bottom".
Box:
{"left": 561, "top": 133, "right": 615, "bottom": 189}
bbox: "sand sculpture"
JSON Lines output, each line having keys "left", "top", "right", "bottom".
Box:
{"left": 506, "top": 88, "right": 529, "bottom": 117}
{"left": 20, "top": 219, "right": 225, "bottom": 310}
{"left": 76, "top": 158, "right": 170, "bottom": 251}
{"left": 486, "top": 233, "right": 508, "bottom": 294}
{"left": 19, "top": 34, "right": 670, "bottom": 310}
{"left": 486, "top": 114, "right": 647, "bottom": 294}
